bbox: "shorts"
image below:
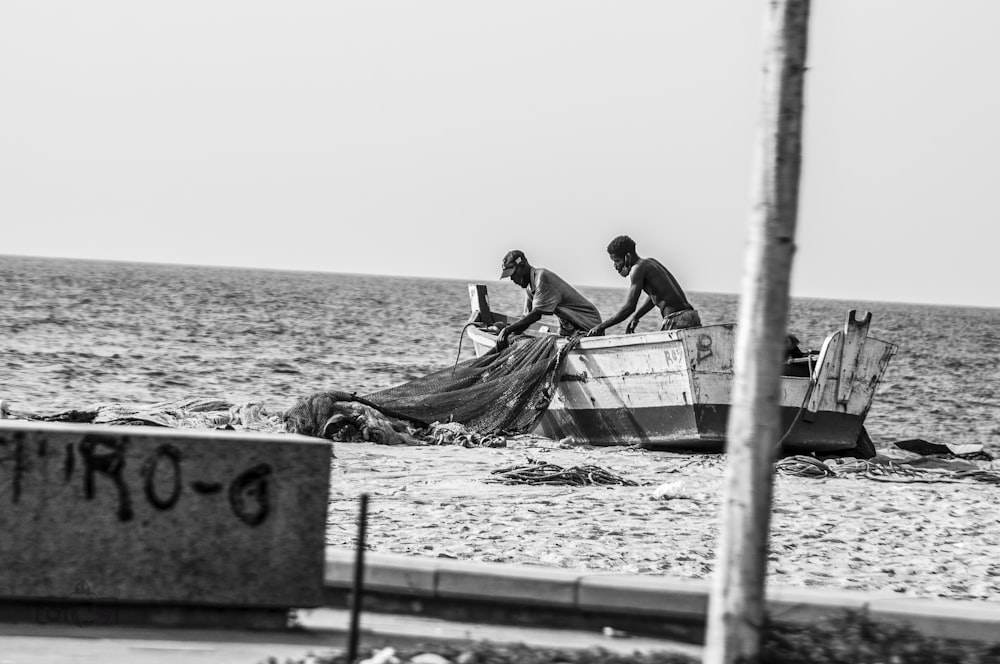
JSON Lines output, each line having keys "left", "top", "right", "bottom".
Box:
{"left": 660, "top": 308, "right": 702, "bottom": 331}
{"left": 558, "top": 318, "right": 601, "bottom": 337}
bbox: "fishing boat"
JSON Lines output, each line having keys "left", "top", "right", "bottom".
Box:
{"left": 465, "top": 285, "right": 897, "bottom": 456}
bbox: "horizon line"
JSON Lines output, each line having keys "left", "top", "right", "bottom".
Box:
{"left": 2, "top": 251, "right": 996, "bottom": 311}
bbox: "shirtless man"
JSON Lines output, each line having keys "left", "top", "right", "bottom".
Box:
{"left": 587, "top": 235, "right": 701, "bottom": 336}
{"left": 497, "top": 249, "right": 602, "bottom": 349}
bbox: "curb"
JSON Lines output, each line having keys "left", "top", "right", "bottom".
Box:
{"left": 325, "top": 548, "right": 1000, "bottom": 644}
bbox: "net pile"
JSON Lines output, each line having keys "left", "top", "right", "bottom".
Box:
{"left": 426, "top": 421, "right": 506, "bottom": 448}
{"left": 279, "top": 390, "right": 508, "bottom": 447}
{"left": 488, "top": 458, "right": 639, "bottom": 487}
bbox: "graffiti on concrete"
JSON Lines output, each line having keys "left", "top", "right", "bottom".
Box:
{"left": 228, "top": 463, "right": 272, "bottom": 526}
{"left": 0, "top": 433, "right": 273, "bottom": 526}
{"left": 140, "top": 443, "right": 182, "bottom": 510}
{"left": 79, "top": 435, "right": 133, "bottom": 521}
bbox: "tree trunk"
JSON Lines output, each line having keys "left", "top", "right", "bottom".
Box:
{"left": 702, "top": 1, "right": 811, "bottom": 663}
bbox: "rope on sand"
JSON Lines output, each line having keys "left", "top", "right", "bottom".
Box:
{"left": 775, "top": 455, "right": 837, "bottom": 478}
{"left": 835, "top": 457, "right": 928, "bottom": 479}
{"left": 952, "top": 469, "right": 1000, "bottom": 485}
{"left": 426, "top": 421, "right": 506, "bottom": 448}
{"left": 488, "top": 458, "right": 638, "bottom": 487}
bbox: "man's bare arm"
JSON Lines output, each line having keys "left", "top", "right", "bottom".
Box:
{"left": 587, "top": 266, "right": 646, "bottom": 335}
{"left": 497, "top": 309, "right": 544, "bottom": 348}
{"left": 626, "top": 295, "right": 656, "bottom": 333}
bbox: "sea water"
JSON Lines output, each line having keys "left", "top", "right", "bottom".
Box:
{"left": 2, "top": 254, "right": 997, "bottom": 450}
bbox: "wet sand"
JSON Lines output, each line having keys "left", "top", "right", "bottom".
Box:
{"left": 325, "top": 439, "right": 1000, "bottom": 602}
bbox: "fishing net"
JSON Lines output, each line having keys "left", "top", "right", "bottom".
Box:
{"left": 487, "top": 458, "right": 639, "bottom": 487}
{"left": 284, "top": 335, "right": 577, "bottom": 441}
{"left": 365, "top": 335, "right": 576, "bottom": 434}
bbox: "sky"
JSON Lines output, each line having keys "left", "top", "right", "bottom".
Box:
{"left": 1, "top": 1, "right": 997, "bottom": 308}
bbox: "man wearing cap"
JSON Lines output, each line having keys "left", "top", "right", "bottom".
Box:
{"left": 586, "top": 235, "right": 701, "bottom": 336}
{"left": 496, "top": 250, "right": 602, "bottom": 348}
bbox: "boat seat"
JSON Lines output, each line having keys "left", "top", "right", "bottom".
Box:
{"left": 783, "top": 356, "right": 816, "bottom": 378}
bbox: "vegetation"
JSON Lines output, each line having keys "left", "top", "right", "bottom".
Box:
{"left": 272, "top": 611, "right": 1000, "bottom": 664}
{"left": 761, "top": 611, "right": 1000, "bottom": 664}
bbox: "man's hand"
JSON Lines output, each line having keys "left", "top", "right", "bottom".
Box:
{"left": 625, "top": 316, "right": 639, "bottom": 334}
{"left": 496, "top": 328, "right": 511, "bottom": 350}
{"left": 586, "top": 325, "right": 604, "bottom": 337}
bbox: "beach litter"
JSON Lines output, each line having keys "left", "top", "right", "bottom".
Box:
{"left": 357, "top": 648, "right": 400, "bottom": 664}
{"left": 648, "top": 480, "right": 708, "bottom": 502}
{"left": 894, "top": 438, "right": 993, "bottom": 460}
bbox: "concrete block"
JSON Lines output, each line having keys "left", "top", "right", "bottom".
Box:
{"left": 577, "top": 575, "right": 710, "bottom": 619}
{"left": 766, "top": 586, "right": 874, "bottom": 623}
{"left": 0, "top": 421, "right": 331, "bottom": 608}
{"left": 869, "top": 597, "right": 1000, "bottom": 643}
{"left": 435, "top": 560, "right": 580, "bottom": 608}
{"left": 325, "top": 549, "right": 437, "bottom": 595}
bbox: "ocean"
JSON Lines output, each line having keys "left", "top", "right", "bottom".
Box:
{"left": 2, "top": 254, "right": 998, "bottom": 451}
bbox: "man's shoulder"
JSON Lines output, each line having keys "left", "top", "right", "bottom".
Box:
{"left": 636, "top": 257, "right": 670, "bottom": 276}
{"left": 534, "top": 268, "right": 583, "bottom": 299}
{"left": 636, "top": 256, "right": 663, "bottom": 269}
{"left": 534, "top": 267, "right": 562, "bottom": 285}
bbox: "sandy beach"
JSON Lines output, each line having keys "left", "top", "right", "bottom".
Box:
{"left": 324, "top": 438, "right": 1000, "bottom": 603}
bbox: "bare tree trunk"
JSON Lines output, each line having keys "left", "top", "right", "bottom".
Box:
{"left": 702, "top": 1, "right": 811, "bottom": 663}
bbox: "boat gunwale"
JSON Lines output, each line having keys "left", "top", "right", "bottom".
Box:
{"left": 465, "top": 312, "right": 897, "bottom": 355}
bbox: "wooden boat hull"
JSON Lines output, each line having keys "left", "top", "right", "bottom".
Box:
{"left": 465, "top": 286, "right": 896, "bottom": 454}
{"left": 533, "top": 402, "right": 866, "bottom": 453}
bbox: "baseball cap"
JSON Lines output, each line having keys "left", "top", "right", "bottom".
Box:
{"left": 500, "top": 250, "right": 526, "bottom": 279}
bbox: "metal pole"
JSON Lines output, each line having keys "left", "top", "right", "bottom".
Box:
{"left": 346, "top": 492, "right": 369, "bottom": 663}
{"left": 703, "top": 1, "right": 812, "bottom": 663}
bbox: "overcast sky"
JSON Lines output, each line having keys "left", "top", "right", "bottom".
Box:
{"left": 2, "top": 1, "right": 997, "bottom": 308}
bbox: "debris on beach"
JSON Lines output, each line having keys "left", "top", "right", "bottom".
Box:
{"left": 894, "top": 438, "right": 993, "bottom": 461}
{"left": 487, "top": 458, "right": 638, "bottom": 487}
{"left": 775, "top": 454, "right": 1000, "bottom": 485}
{"left": 0, "top": 397, "right": 285, "bottom": 432}
{"left": 357, "top": 648, "right": 401, "bottom": 664}
{"left": 647, "top": 480, "right": 710, "bottom": 502}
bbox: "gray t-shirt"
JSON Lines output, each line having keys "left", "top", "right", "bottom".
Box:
{"left": 526, "top": 268, "right": 602, "bottom": 333}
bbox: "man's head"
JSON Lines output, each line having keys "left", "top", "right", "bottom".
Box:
{"left": 500, "top": 249, "right": 531, "bottom": 288}
{"left": 607, "top": 235, "right": 637, "bottom": 277}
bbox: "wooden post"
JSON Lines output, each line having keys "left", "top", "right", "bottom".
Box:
{"left": 703, "top": 1, "right": 811, "bottom": 663}
{"left": 346, "top": 493, "right": 370, "bottom": 663}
